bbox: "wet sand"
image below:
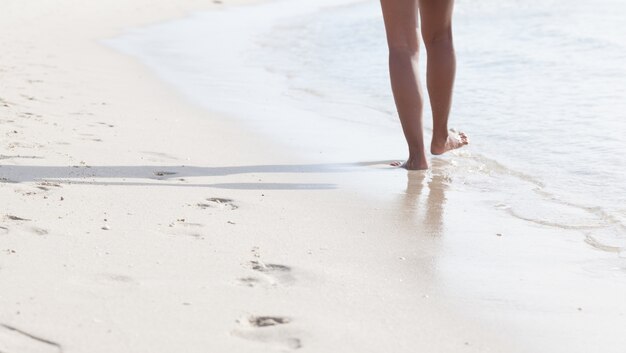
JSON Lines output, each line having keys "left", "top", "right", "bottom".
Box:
{"left": 1, "top": 1, "right": 626, "bottom": 352}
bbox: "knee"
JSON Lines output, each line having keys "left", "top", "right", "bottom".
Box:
{"left": 422, "top": 27, "right": 453, "bottom": 49}
{"left": 387, "top": 43, "right": 419, "bottom": 58}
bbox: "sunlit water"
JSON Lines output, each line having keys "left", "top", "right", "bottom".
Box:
{"left": 108, "top": 0, "right": 626, "bottom": 250}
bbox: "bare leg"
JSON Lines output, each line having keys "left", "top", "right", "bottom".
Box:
{"left": 419, "top": 0, "right": 468, "bottom": 155}
{"left": 381, "top": 0, "right": 428, "bottom": 170}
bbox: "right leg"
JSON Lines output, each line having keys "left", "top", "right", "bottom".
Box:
{"left": 381, "top": 0, "right": 428, "bottom": 170}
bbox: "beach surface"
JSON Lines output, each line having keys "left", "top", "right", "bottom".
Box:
{"left": 1, "top": 1, "right": 626, "bottom": 352}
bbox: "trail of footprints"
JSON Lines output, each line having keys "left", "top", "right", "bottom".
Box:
{"left": 167, "top": 196, "right": 301, "bottom": 349}
{"left": 1, "top": 180, "right": 303, "bottom": 350}
{"left": 232, "top": 247, "right": 301, "bottom": 350}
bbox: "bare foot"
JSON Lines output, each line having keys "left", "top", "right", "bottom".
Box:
{"left": 390, "top": 157, "right": 429, "bottom": 170}
{"left": 431, "top": 129, "right": 469, "bottom": 155}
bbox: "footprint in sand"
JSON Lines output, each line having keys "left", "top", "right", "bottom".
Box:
{"left": 3, "top": 215, "right": 49, "bottom": 236}
{"left": 29, "top": 227, "right": 48, "bottom": 236}
{"left": 5, "top": 215, "right": 31, "bottom": 222}
{"left": 237, "top": 276, "right": 263, "bottom": 287}
{"left": 232, "top": 315, "right": 302, "bottom": 351}
{"left": 198, "top": 197, "right": 238, "bottom": 210}
{"left": 0, "top": 215, "right": 48, "bottom": 236}
{"left": 36, "top": 181, "right": 62, "bottom": 191}
{"left": 237, "top": 247, "right": 296, "bottom": 287}
{"left": 166, "top": 219, "right": 206, "bottom": 239}
{"left": 241, "top": 260, "right": 295, "bottom": 287}
{"left": 0, "top": 323, "right": 62, "bottom": 353}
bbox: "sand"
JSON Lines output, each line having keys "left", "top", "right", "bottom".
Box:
{"left": 2, "top": 0, "right": 626, "bottom": 352}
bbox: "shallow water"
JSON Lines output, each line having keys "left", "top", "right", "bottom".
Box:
{"left": 108, "top": 0, "right": 626, "bottom": 251}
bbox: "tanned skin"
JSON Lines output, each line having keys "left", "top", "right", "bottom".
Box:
{"left": 381, "top": 0, "right": 468, "bottom": 170}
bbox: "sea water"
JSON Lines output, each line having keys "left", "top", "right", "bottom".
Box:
{"left": 108, "top": 0, "right": 626, "bottom": 251}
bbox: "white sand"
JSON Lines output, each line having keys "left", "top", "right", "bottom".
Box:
{"left": 2, "top": 1, "right": 626, "bottom": 352}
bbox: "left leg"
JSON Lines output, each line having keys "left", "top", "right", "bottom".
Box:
{"left": 381, "top": 0, "right": 429, "bottom": 170}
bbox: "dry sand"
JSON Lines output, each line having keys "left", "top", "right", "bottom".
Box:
{"left": 2, "top": 1, "right": 626, "bottom": 352}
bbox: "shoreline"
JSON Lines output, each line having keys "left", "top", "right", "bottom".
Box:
{"left": 2, "top": 1, "right": 626, "bottom": 352}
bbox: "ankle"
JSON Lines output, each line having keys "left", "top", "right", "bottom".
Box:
{"left": 431, "top": 132, "right": 449, "bottom": 147}
{"left": 404, "top": 156, "right": 429, "bottom": 170}
{"left": 408, "top": 145, "right": 426, "bottom": 157}
{"left": 407, "top": 152, "right": 427, "bottom": 162}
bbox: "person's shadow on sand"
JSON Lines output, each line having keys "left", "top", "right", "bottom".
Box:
{"left": 0, "top": 163, "right": 365, "bottom": 190}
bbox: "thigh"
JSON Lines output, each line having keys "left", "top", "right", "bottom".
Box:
{"left": 380, "top": 0, "right": 419, "bottom": 51}
{"left": 418, "top": 0, "right": 454, "bottom": 42}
